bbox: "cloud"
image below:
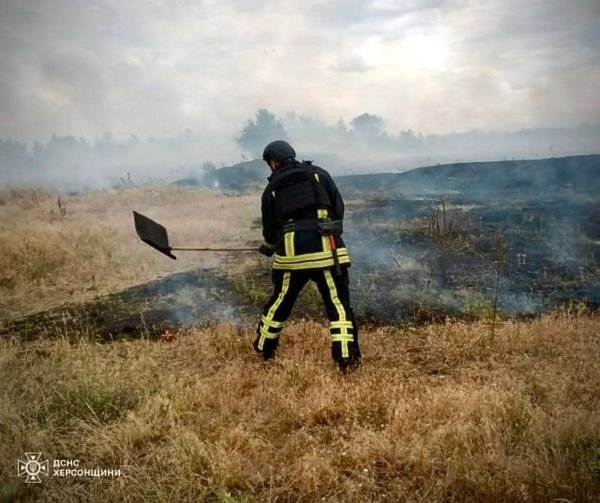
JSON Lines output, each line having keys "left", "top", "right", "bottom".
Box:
{"left": 308, "top": 0, "right": 449, "bottom": 29}
{"left": 329, "top": 55, "right": 372, "bottom": 73}
{"left": 0, "top": 0, "right": 598, "bottom": 158}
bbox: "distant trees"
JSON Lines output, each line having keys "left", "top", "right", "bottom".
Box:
{"left": 3, "top": 115, "right": 597, "bottom": 189}
{"left": 349, "top": 113, "right": 384, "bottom": 137}
{"left": 236, "top": 109, "right": 288, "bottom": 157}
{"left": 236, "top": 109, "right": 398, "bottom": 157}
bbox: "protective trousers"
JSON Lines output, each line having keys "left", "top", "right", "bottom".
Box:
{"left": 254, "top": 267, "right": 361, "bottom": 368}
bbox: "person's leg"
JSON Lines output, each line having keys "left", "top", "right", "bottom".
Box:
{"left": 313, "top": 267, "right": 361, "bottom": 370}
{"left": 254, "top": 269, "right": 309, "bottom": 360}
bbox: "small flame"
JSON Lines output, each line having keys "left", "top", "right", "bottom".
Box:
{"left": 161, "top": 329, "right": 176, "bottom": 342}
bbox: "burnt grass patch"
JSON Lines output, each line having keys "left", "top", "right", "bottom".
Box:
{"left": 343, "top": 194, "right": 600, "bottom": 323}
{"left": 1, "top": 268, "right": 256, "bottom": 342}
{"left": 2, "top": 180, "right": 599, "bottom": 342}
{"left": 4, "top": 194, "right": 599, "bottom": 343}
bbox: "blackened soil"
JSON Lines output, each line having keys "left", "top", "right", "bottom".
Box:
{"left": 0, "top": 269, "right": 255, "bottom": 342}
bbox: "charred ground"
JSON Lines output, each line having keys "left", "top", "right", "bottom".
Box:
{"left": 240, "top": 154, "right": 600, "bottom": 323}
{"left": 2, "top": 154, "right": 599, "bottom": 341}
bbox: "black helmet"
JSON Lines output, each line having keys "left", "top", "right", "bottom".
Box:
{"left": 262, "top": 140, "right": 296, "bottom": 162}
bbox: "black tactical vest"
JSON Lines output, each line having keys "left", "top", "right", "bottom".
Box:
{"left": 268, "top": 162, "right": 332, "bottom": 225}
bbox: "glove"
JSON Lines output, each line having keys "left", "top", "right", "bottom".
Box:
{"left": 258, "top": 243, "right": 276, "bottom": 257}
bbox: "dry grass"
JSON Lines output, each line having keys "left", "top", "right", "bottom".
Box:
{"left": 1, "top": 313, "right": 599, "bottom": 502}
{"left": 0, "top": 187, "right": 258, "bottom": 319}
{"left": 1, "top": 187, "right": 599, "bottom": 501}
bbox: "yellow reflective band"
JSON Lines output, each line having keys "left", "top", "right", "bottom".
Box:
{"left": 273, "top": 256, "right": 350, "bottom": 270}
{"left": 325, "top": 270, "right": 350, "bottom": 358}
{"left": 330, "top": 321, "right": 353, "bottom": 329}
{"left": 321, "top": 234, "right": 330, "bottom": 252}
{"left": 341, "top": 341, "right": 349, "bottom": 358}
{"left": 272, "top": 255, "right": 350, "bottom": 270}
{"left": 260, "top": 326, "right": 279, "bottom": 339}
{"left": 331, "top": 335, "right": 354, "bottom": 342}
{"left": 261, "top": 316, "right": 285, "bottom": 329}
{"left": 273, "top": 248, "right": 349, "bottom": 264}
{"left": 331, "top": 328, "right": 350, "bottom": 335}
{"left": 324, "top": 269, "right": 346, "bottom": 323}
{"left": 258, "top": 272, "right": 291, "bottom": 350}
{"left": 284, "top": 231, "right": 295, "bottom": 257}
{"left": 266, "top": 272, "right": 290, "bottom": 322}
{"left": 317, "top": 208, "right": 328, "bottom": 219}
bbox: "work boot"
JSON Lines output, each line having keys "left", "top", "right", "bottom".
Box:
{"left": 337, "top": 356, "right": 361, "bottom": 373}
{"left": 332, "top": 340, "right": 361, "bottom": 372}
{"left": 253, "top": 335, "right": 278, "bottom": 361}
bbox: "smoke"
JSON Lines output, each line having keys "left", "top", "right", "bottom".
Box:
{"left": 0, "top": 132, "right": 222, "bottom": 192}
{"left": 339, "top": 172, "right": 600, "bottom": 321}
{"left": 279, "top": 115, "right": 600, "bottom": 175}
{"left": 1, "top": 109, "right": 599, "bottom": 191}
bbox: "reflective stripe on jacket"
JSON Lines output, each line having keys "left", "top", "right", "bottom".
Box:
{"left": 261, "top": 161, "right": 351, "bottom": 271}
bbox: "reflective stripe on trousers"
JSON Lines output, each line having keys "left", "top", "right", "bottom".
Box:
{"left": 255, "top": 267, "right": 359, "bottom": 362}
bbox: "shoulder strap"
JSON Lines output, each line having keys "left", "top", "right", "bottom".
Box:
{"left": 267, "top": 162, "right": 313, "bottom": 191}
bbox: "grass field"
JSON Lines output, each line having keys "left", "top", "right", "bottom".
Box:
{"left": 2, "top": 314, "right": 599, "bottom": 502}
{"left": 1, "top": 187, "right": 599, "bottom": 502}
{"left": 0, "top": 187, "right": 257, "bottom": 320}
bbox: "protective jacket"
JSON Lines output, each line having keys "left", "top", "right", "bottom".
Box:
{"left": 256, "top": 157, "right": 360, "bottom": 369}
{"left": 261, "top": 159, "right": 351, "bottom": 270}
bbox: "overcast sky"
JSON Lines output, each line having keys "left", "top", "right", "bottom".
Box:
{"left": 1, "top": 0, "right": 599, "bottom": 156}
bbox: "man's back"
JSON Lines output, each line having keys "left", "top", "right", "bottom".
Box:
{"left": 261, "top": 159, "right": 351, "bottom": 271}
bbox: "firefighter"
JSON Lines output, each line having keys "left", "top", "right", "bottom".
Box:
{"left": 254, "top": 140, "right": 361, "bottom": 371}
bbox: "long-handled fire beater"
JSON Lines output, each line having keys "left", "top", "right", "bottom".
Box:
{"left": 133, "top": 211, "right": 257, "bottom": 259}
